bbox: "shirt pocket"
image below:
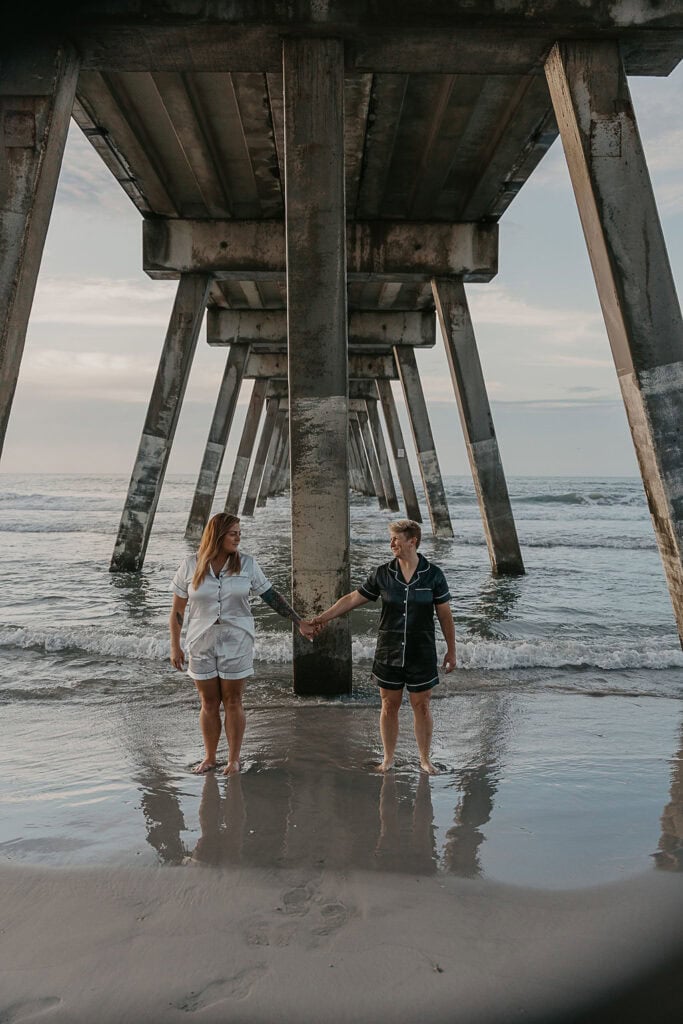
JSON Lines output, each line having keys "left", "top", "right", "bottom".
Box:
{"left": 413, "top": 587, "right": 434, "bottom": 605}
{"left": 228, "top": 574, "right": 251, "bottom": 598}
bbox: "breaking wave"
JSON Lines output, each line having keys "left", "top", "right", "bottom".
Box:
{"left": 2, "top": 625, "right": 681, "bottom": 674}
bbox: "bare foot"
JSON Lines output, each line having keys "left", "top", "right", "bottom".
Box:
{"left": 373, "top": 759, "right": 394, "bottom": 773}
{"left": 420, "top": 760, "right": 439, "bottom": 775}
{"left": 224, "top": 759, "right": 241, "bottom": 776}
{"left": 192, "top": 758, "right": 217, "bottom": 775}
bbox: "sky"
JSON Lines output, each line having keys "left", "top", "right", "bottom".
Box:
{"left": 2, "top": 63, "right": 682, "bottom": 479}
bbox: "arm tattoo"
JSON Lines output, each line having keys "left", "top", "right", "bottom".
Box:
{"left": 260, "top": 587, "right": 301, "bottom": 624}
{"left": 175, "top": 611, "right": 184, "bottom": 627}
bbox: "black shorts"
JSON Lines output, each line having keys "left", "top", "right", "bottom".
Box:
{"left": 371, "top": 660, "right": 439, "bottom": 694}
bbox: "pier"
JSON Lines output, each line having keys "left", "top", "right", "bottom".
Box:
{"left": 1, "top": 3, "right": 683, "bottom": 693}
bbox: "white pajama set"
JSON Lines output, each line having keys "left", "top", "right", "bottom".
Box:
{"left": 172, "top": 552, "right": 272, "bottom": 681}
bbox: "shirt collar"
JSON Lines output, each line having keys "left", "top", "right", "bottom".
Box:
{"left": 389, "top": 553, "right": 430, "bottom": 587}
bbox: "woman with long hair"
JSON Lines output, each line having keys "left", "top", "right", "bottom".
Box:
{"left": 170, "top": 513, "right": 315, "bottom": 774}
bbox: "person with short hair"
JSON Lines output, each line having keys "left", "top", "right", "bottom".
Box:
{"left": 312, "top": 519, "right": 456, "bottom": 774}
{"left": 170, "top": 512, "right": 316, "bottom": 775}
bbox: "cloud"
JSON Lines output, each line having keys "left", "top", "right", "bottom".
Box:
{"left": 56, "top": 124, "right": 132, "bottom": 216}
{"left": 18, "top": 347, "right": 241, "bottom": 405}
{"left": 30, "top": 276, "right": 177, "bottom": 327}
{"left": 465, "top": 285, "right": 604, "bottom": 346}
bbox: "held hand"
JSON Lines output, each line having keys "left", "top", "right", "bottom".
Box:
{"left": 298, "top": 620, "right": 318, "bottom": 642}
{"left": 442, "top": 650, "right": 456, "bottom": 673}
{"left": 310, "top": 616, "right": 327, "bottom": 634}
{"left": 170, "top": 646, "right": 186, "bottom": 671}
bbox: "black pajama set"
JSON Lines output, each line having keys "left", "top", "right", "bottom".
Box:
{"left": 358, "top": 554, "right": 452, "bottom": 693}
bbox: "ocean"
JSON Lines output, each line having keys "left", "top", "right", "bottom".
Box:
{"left": 1, "top": 472, "right": 682, "bottom": 888}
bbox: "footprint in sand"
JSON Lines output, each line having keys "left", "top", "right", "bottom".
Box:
{"left": 281, "top": 883, "right": 314, "bottom": 916}
{"left": 0, "top": 998, "right": 62, "bottom": 1023}
{"left": 174, "top": 964, "right": 268, "bottom": 1012}
{"left": 243, "top": 917, "right": 297, "bottom": 948}
{"left": 313, "top": 901, "right": 350, "bottom": 936}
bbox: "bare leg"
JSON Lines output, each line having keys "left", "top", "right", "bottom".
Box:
{"left": 193, "top": 678, "right": 222, "bottom": 773}
{"left": 376, "top": 687, "right": 403, "bottom": 772}
{"left": 221, "top": 678, "right": 246, "bottom": 775}
{"left": 409, "top": 690, "right": 438, "bottom": 774}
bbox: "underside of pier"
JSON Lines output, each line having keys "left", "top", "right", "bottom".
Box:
{"left": 2, "top": 2, "right": 683, "bottom": 692}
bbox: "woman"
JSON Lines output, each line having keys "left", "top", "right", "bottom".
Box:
{"left": 312, "top": 519, "right": 456, "bottom": 774}
{"left": 170, "top": 512, "right": 315, "bottom": 775}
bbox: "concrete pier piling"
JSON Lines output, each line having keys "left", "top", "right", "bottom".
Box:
{"left": 0, "top": 45, "right": 78, "bottom": 458}
{"left": 257, "top": 405, "right": 286, "bottom": 508}
{"left": 546, "top": 40, "right": 683, "bottom": 645}
{"left": 242, "top": 394, "right": 279, "bottom": 518}
{"left": 224, "top": 379, "right": 268, "bottom": 515}
{"left": 185, "top": 343, "right": 251, "bottom": 542}
{"left": 366, "top": 397, "right": 400, "bottom": 512}
{"left": 375, "top": 379, "right": 422, "bottom": 523}
{"left": 394, "top": 346, "right": 454, "bottom": 537}
{"left": 110, "top": 274, "right": 211, "bottom": 572}
{"left": 432, "top": 278, "right": 524, "bottom": 575}
{"left": 356, "top": 404, "right": 389, "bottom": 509}
{"left": 283, "top": 37, "right": 351, "bottom": 695}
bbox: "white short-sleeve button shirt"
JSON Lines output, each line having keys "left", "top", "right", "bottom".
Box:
{"left": 172, "top": 552, "right": 272, "bottom": 648}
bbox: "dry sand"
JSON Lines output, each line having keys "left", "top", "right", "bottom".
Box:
{"left": 2, "top": 860, "right": 683, "bottom": 1024}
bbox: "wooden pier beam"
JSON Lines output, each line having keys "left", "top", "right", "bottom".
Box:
{"left": 224, "top": 379, "right": 268, "bottom": 515}
{"left": 375, "top": 379, "right": 422, "bottom": 523}
{"left": 111, "top": 274, "right": 211, "bottom": 571}
{"left": 432, "top": 278, "right": 524, "bottom": 575}
{"left": 284, "top": 37, "right": 351, "bottom": 695}
{"left": 185, "top": 343, "right": 251, "bottom": 542}
{"left": 0, "top": 45, "right": 78, "bottom": 459}
{"left": 546, "top": 40, "right": 683, "bottom": 645}
{"left": 394, "top": 346, "right": 454, "bottom": 537}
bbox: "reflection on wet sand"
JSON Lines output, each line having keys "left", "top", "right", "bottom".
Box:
{"left": 374, "top": 771, "right": 436, "bottom": 874}
{"left": 443, "top": 765, "right": 500, "bottom": 878}
{"left": 655, "top": 725, "right": 683, "bottom": 872}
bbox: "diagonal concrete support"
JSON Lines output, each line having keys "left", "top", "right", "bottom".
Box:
{"left": 394, "top": 346, "right": 453, "bottom": 537}
{"left": 350, "top": 412, "right": 375, "bottom": 498}
{"left": 355, "top": 404, "right": 388, "bottom": 509}
{"left": 110, "top": 274, "right": 211, "bottom": 571}
{"left": 546, "top": 40, "right": 683, "bottom": 645}
{"left": 271, "top": 412, "right": 289, "bottom": 496}
{"left": 258, "top": 405, "right": 286, "bottom": 507}
{"left": 0, "top": 45, "right": 79, "bottom": 459}
{"left": 242, "top": 394, "right": 279, "bottom": 517}
{"left": 185, "top": 343, "right": 251, "bottom": 541}
{"left": 366, "top": 397, "right": 400, "bottom": 512}
{"left": 375, "top": 379, "right": 422, "bottom": 523}
{"left": 224, "top": 379, "right": 268, "bottom": 515}
{"left": 284, "top": 37, "right": 351, "bottom": 694}
{"left": 432, "top": 278, "right": 524, "bottom": 575}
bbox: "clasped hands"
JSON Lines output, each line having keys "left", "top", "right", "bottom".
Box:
{"left": 297, "top": 616, "right": 327, "bottom": 641}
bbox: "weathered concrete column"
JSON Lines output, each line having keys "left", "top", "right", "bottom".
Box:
{"left": 258, "top": 406, "right": 286, "bottom": 507}
{"left": 111, "top": 274, "right": 211, "bottom": 571}
{"left": 357, "top": 406, "right": 388, "bottom": 509}
{"left": 284, "top": 37, "right": 351, "bottom": 694}
{"left": 366, "top": 397, "right": 400, "bottom": 512}
{"left": 272, "top": 413, "right": 290, "bottom": 495}
{"left": 375, "top": 379, "right": 422, "bottom": 523}
{"left": 185, "top": 343, "right": 251, "bottom": 541}
{"left": 224, "top": 379, "right": 267, "bottom": 515}
{"left": 350, "top": 414, "right": 374, "bottom": 497}
{"left": 0, "top": 45, "right": 79, "bottom": 459}
{"left": 546, "top": 41, "right": 683, "bottom": 645}
{"left": 394, "top": 346, "right": 453, "bottom": 537}
{"left": 348, "top": 420, "right": 362, "bottom": 493}
{"left": 242, "top": 395, "right": 279, "bottom": 517}
{"left": 432, "top": 279, "right": 524, "bottom": 575}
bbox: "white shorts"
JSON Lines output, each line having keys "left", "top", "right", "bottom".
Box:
{"left": 187, "top": 623, "right": 254, "bottom": 681}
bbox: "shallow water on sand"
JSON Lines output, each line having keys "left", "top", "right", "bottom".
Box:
{"left": 1, "top": 473, "right": 682, "bottom": 887}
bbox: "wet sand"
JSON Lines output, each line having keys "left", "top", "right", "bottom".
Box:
{"left": 2, "top": 695, "right": 683, "bottom": 1021}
